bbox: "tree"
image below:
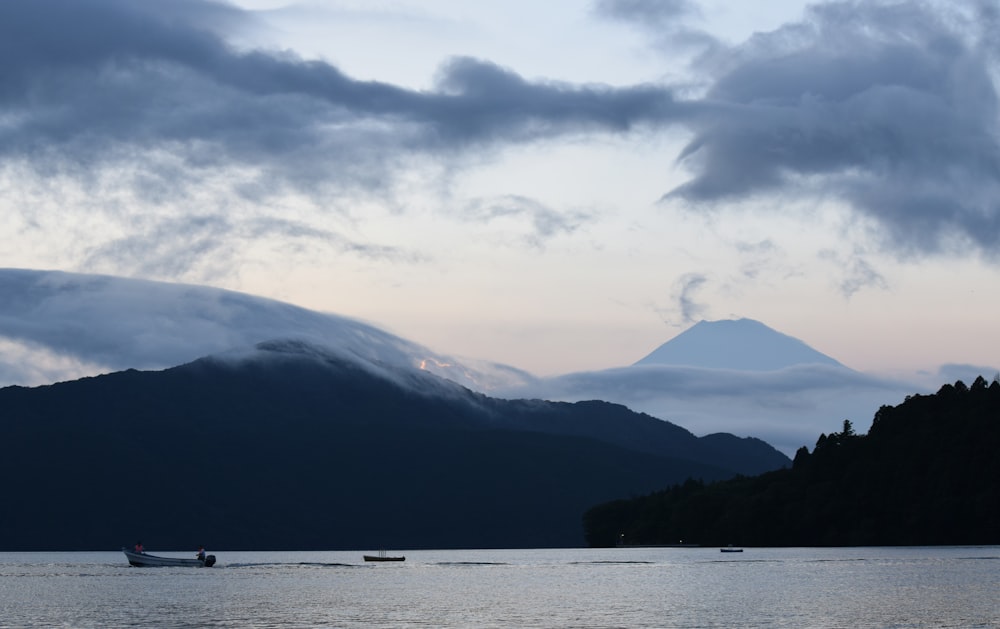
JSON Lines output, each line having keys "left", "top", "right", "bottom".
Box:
{"left": 583, "top": 379, "right": 1000, "bottom": 546}
{"left": 792, "top": 446, "right": 810, "bottom": 469}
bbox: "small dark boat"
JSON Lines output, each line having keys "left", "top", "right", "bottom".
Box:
{"left": 720, "top": 546, "right": 744, "bottom": 553}
{"left": 123, "top": 548, "right": 216, "bottom": 567}
{"left": 364, "top": 550, "right": 405, "bottom": 562}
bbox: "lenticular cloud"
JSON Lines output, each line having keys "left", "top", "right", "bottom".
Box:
{"left": 0, "top": 268, "right": 530, "bottom": 391}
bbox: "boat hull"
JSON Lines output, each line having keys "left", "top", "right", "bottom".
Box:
{"left": 363, "top": 555, "right": 405, "bottom": 562}
{"left": 123, "top": 548, "right": 216, "bottom": 567}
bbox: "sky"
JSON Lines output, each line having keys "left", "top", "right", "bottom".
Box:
{"left": 2, "top": 0, "right": 1000, "bottom": 381}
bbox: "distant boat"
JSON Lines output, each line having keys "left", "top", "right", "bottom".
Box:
{"left": 363, "top": 549, "right": 405, "bottom": 562}
{"left": 720, "top": 545, "right": 744, "bottom": 553}
{"left": 123, "top": 548, "right": 216, "bottom": 567}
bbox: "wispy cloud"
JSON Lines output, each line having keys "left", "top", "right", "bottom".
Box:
{"left": 80, "top": 213, "right": 419, "bottom": 280}
{"left": 462, "top": 195, "right": 593, "bottom": 249}
{"left": 651, "top": 272, "right": 711, "bottom": 327}
{"left": 675, "top": 272, "right": 709, "bottom": 323}
{"left": 935, "top": 363, "right": 1000, "bottom": 386}
{"left": 594, "top": 0, "right": 717, "bottom": 55}
{"left": 818, "top": 248, "right": 889, "bottom": 297}
{"left": 0, "top": 268, "right": 516, "bottom": 390}
{"left": 595, "top": 0, "right": 699, "bottom": 22}
{"left": 734, "top": 239, "right": 783, "bottom": 281}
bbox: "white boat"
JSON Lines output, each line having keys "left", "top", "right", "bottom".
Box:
{"left": 122, "top": 548, "right": 216, "bottom": 567}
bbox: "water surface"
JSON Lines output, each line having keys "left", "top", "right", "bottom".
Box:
{"left": 0, "top": 546, "right": 997, "bottom": 627}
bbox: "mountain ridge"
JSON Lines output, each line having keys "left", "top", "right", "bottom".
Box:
{"left": 0, "top": 339, "right": 789, "bottom": 550}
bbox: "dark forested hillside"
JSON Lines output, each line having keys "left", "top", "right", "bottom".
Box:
{"left": 584, "top": 377, "right": 1000, "bottom": 547}
{"left": 0, "top": 341, "right": 787, "bottom": 551}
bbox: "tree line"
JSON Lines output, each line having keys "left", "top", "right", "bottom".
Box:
{"left": 584, "top": 376, "right": 1000, "bottom": 547}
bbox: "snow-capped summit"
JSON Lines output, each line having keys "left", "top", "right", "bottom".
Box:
{"left": 497, "top": 317, "right": 913, "bottom": 456}
{"left": 634, "top": 318, "right": 844, "bottom": 371}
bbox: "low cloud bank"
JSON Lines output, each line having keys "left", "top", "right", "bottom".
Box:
{"left": 498, "top": 363, "right": 923, "bottom": 455}
{"left": 0, "top": 268, "right": 528, "bottom": 392}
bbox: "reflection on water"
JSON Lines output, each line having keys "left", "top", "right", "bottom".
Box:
{"left": 0, "top": 547, "right": 997, "bottom": 628}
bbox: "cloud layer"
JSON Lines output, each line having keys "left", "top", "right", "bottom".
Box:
{"left": 0, "top": 0, "right": 679, "bottom": 196}
{"left": 3, "top": 0, "right": 1000, "bottom": 268}
{"left": 500, "top": 363, "right": 919, "bottom": 455}
{"left": 663, "top": 0, "right": 1000, "bottom": 257}
{"left": 0, "top": 268, "right": 531, "bottom": 391}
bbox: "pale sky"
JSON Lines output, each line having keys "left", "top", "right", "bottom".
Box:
{"left": 2, "top": 0, "right": 999, "bottom": 380}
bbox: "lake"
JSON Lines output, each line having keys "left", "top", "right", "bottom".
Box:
{"left": 0, "top": 546, "right": 997, "bottom": 627}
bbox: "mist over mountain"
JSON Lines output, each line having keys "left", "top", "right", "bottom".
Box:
{"left": 500, "top": 319, "right": 917, "bottom": 456}
{"left": 0, "top": 268, "right": 532, "bottom": 391}
{"left": 0, "top": 339, "right": 787, "bottom": 551}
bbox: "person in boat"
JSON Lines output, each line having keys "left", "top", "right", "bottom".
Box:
{"left": 134, "top": 541, "right": 144, "bottom": 554}
{"left": 196, "top": 546, "right": 206, "bottom": 561}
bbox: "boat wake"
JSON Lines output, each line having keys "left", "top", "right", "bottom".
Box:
{"left": 571, "top": 560, "right": 655, "bottom": 565}
{"left": 434, "top": 561, "right": 509, "bottom": 566}
{"left": 222, "top": 561, "right": 359, "bottom": 569}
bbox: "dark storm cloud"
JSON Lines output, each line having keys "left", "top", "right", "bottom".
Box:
{"left": 4, "top": 0, "right": 1000, "bottom": 262}
{"left": 0, "top": 0, "right": 682, "bottom": 278}
{"left": 666, "top": 1, "right": 1000, "bottom": 258}
{"left": 0, "top": 0, "right": 680, "bottom": 196}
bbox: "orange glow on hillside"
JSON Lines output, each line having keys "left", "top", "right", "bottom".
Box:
{"left": 419, "top": 358, "right": 453, "bottom": 370}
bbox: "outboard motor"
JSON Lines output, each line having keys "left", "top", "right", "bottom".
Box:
{"left": 203, "top": 555, "right": 216, "bottom": 567}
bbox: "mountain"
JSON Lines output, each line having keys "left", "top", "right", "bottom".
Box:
{"left": 0, "top": 339, "right": 788, "bottom": 551}
{"left": 634, "top": 318, "right": 844, "bottom": 371}
{"left": 583, "top": 376, "right": 1000, "bottom": 547}
{"left": 499, "top": 319, "right": 916, "bottom": 456}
